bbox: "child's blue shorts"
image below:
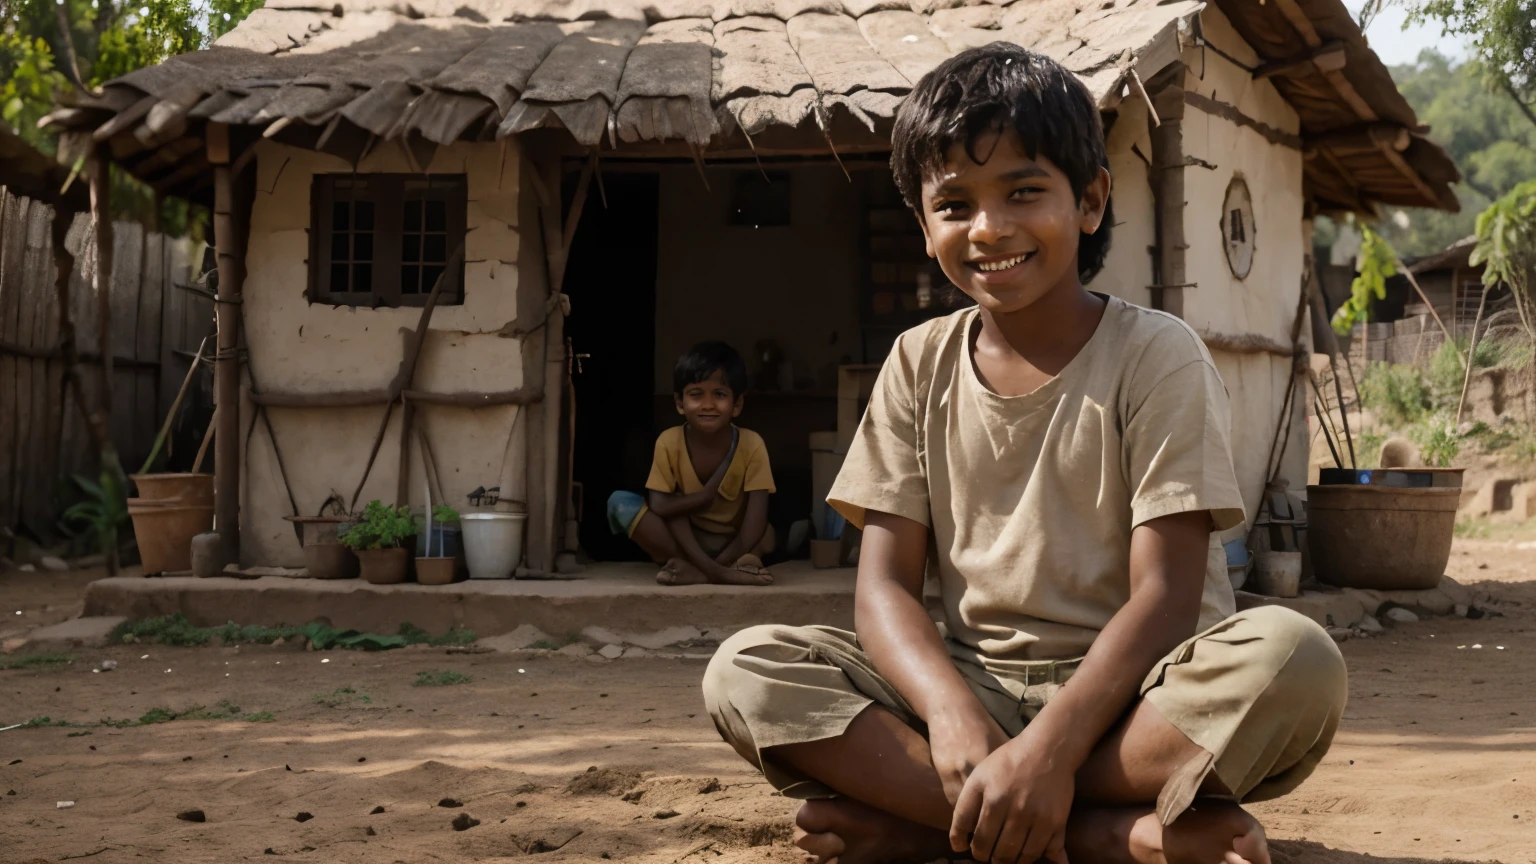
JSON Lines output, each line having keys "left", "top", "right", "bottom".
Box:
{"left": 607, "top": 490, "right": 646, "bottom": 536}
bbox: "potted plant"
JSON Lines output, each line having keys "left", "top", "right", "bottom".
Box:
{"left": 339, "top": 500, "right": 415, "bottom": 584}
{"left": 416, "top": 504, "right": 462, "bottom": 586}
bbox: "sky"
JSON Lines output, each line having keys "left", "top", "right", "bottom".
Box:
{"left": 1343, "top": 1, "right": 1473, "bottom": 67}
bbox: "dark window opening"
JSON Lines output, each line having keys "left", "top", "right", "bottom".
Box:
{"left": 310, "top": 174, "right": 467, "bottom": 307}
{"left": 729, "top": 172, "right": 791, "bottom": 227}
{"left": 1229, "top": 208, "right": 1245, "bottom": 243}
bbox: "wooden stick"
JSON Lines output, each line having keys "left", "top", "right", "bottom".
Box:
{"left": 1307, "top": 371, "right": 1345, "bottom": 470}
{"left": 396, "top": 395, "right": 414, "bottom": 508}
{"left": 1401, "top": 265, "right": 1462, "bottom": 366}
{"left": 1455, "top": 287, "right": 1490, "bottom": 426}
{"left": 138, "top": 334, "right": 209, "bottom": 474}
{"left": 193, "top": 408, "right": 216, "bottom": 474}
{"left": 414, "top": 425, "right": 445, "bottom": 507}
{"left": 348, "top": 242, "right": 465, "bottom": 511}
{"left": 1324, "top": 352, "right": 1356, "bottom": 467}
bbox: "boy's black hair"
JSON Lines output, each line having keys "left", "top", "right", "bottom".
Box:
{"left": 674, "top": 341, "right": 749, "bottom": 397}
{"left": 891, "top": 43, "right": 1114, "bottom": 283}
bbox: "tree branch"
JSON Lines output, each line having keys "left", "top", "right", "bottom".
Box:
{"left": 1499, "top": 76, "right": 1536, "bottom": 132}
{"left": 53, "top": 3, "right": 94, "bottom": 95}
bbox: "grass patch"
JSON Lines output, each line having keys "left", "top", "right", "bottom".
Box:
{"left": 66, "top": 730, "right": 91, "bottom": 737}
{"left": 413, "top": 670, "right": 471, "bottom": 687}
{"left": 18, "top": 716, "right": 70, "bottom": 729}
{"left": 313, "top": 687, "right": 372, "bottom": 707}
{"left": 112, "top": 614, "right": 476, "bottom": 652}
{"left": 1454, "top": 517, "right": 1491, "bottom": 539}
{"left": 527, "top": 635, "right": 579, "bottom": 651}
{"left": 0, "top": 653, "right": 75, "bottom": 671}
{"left": 99, "top": 701, "right": 275, "bottom": 728}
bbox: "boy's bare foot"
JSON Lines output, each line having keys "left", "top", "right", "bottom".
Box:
{"left": 793, "top": 798, "right": 951, "bottom": 864}
{"left": 710, "top": 562, "right": 773, "bottom": 586}
{"left": 733, "top": 554, "right": 772, "bottom": 577}
{"left": 1072, "top": 799, "right": 1268, "bottom": 864}
{"left": 655, "top": 558, "right": 707, "bottom": 586}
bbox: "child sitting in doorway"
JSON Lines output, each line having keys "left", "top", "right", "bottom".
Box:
{"left": 607, "top": 341, "right": 776, "bottom": 586}
{"left": 702, "top": 44, "right": 1345, "bottom": 864}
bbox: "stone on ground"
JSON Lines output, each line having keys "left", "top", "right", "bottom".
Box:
{"left": 24, "top": 616, "right": 126, "bottom": 650}
{"left": 477, "top": 624, "right": 553, "bottom": 652}
{"left": 1357, "top": 615, "right": 1384, "bottom": 633}
{"left": 597, "top": 644, "right": 625, "bottom": 660}
{"left": 39, "top": 556, "right": 69, "bottom": 572}
{"left": 1385, "top": 607, "right": 1420, "bottom": 624}
{"left": 557, "top": 642, "right": 594, "bottom": 658}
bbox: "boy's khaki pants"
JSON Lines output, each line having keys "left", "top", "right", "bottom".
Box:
{"left": 703, "top": 606, "right": 1346, "bottom": 825}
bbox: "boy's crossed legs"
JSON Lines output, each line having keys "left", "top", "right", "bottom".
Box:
{"left": 703, "top": 607, "right": 1346, "bottom": 864}
{"left": 630, "top": 508, "right": 776, "bottom": 586}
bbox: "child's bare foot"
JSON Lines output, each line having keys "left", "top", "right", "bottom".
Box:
{"left": 1159, "top": 800, "right": 1268, "bottom": 864}
{"left": 711, "top": 561, "right": 773, "bottom": 586}
{"left": 793, "top": 798, "right": 951, "bottom": 864}
{"left": 733, "top": 554, "right": 772, "bottom": 578}
{"left": 655, "top": 558, "right": 707, "bottom": 586}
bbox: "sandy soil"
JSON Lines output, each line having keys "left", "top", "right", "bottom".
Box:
{"left": 1, "top": 540, "right": 1534, "bottom": 864}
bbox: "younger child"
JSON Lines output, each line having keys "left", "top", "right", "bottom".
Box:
{"left": 607, "top": 341, "right": 776, "bottom": 586}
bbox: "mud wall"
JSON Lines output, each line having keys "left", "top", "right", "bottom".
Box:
{"left": 239, "top": 140, "right": 530, "bottom": 567}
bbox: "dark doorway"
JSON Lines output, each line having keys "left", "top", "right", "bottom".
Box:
{"left": 563, "top": 172, "right": 659, "bottom": 561}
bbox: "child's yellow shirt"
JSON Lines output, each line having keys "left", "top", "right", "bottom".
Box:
{"left": 646, "top": 426, "right": 775, "bottom": 534}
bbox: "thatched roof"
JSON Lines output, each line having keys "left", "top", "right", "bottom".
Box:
{"left": 0, "top": 123, "right": 89, "bottom": 211}
{"left": 46, "top": 0, "right": 1457, "bottom": 215}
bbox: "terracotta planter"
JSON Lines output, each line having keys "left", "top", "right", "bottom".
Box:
{"left": 284, "top": 516, "right": 358, "bottom": 580}
{"left": 415, "top": 557, "right": 458, "bottom": 585}
{"left": 128, "top": 498, "right": 214, "bottom": 574}
{"left": 130, "top": 473, "right": 214, "bottom": 506}
{"left": 1307, "top": 484, "right": 1460, "bottom": 591}
{"left": 353, "top": 547, "right": 410, "bottom": 585}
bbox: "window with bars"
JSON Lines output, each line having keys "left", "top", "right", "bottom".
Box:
{"left": 309, "top": 174, "right": 467, "bottom": 307}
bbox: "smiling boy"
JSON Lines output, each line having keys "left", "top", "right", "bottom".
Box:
{"left": 702, "top": 45, "right": 1345, "bottom": 864}
{"left": 608, "top": 341, "right": 776, "bottom": 586}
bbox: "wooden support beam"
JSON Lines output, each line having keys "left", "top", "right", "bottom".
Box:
{"left": 249, "top": 387, "right": 544, "bottom": 409}
{"left": 1373, "top": 135, "right": 1441, "bottom": 206}
{"left": 211, "top": 123, "right": 242, "bottom": 566}
{"left": 1253, "top": 41, "right": 1346, "bottom": 79}
{"left": 1308, "top": 124, "right": 1410, "bottom": 155}
{"left": 1271, "top": 0, "right": 1322, "bottom": 48}
{"left": 93, "top": 95, "right": 157, "bottom": 143}
{"left": 1149, "top": 79, "right": 1188, "bottom": 318}
{"left": 1184, "top": 91, "right": 1302, "bottom": 149}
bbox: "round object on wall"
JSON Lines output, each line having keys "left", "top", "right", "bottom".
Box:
{"left": 1221, "top": 176, "right": 1255, "bottom": 279}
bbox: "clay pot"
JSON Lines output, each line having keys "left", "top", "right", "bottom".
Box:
{"left": 1307, "top": 484, "right": 1460, "bottom": 591}
{"left": 284, "top": 516, "right": 358, "bottom": 580}
{"left": 353, "top": 547, "right": 410, "bottom": 585}
{"left": 415, "top": 557, "right": 458, "bottom": 585}
{"left": 128, "top": 498, "right": 214, "bottom": 574}
{"left": 130, "top": 473, "right": 213, "bottom": 506}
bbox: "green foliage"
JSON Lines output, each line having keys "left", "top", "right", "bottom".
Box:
{"left": 1333, "top": 224, "right": 1398, "bottom": 334}
{"left": 99, "top": 701, "right": 272, "bottom": 727}
{"left": 1355, "top": 431, "right": 1388, "bottom": 469}
{"left": 67, "top": 730, "right": 92, "bottom": 737}
{"left": 431, "top": 505, "right": 461, "bottom": 523}
{"left": 340, "top": 501, "right": 415, "bottom": 550}
{"left": 18, "top": 715, "right": 69, "bottom": 728}
{"left": 1360, "top": 362, "right": 1432, "bottom": 425}
{"left": 1471, "top": 179, "right": 1536, "bottom": 339}
{"left": 58, "top": 472, "right": 130, "bottom": 559}
{"left": 1368, "top": 50, "right": 1536, "bottom": 258}
{"left": 0, "top": 652, "right": 76, "bottom": 670}
{"left": 314, "top": 687, "right": 372, "bottom": 707}
{"left": 1409, "top": 412, "right": 1465, "bottom": 467}
{"left": 1411, "top": 0, "right": 1536, "bottom": 111}
{"left": 414, "top": 670, "right": 471, "bottom": 687}
{"left": 0, "top": 33, "right": 68, "bottom": 138}
{"left": 112, "top": 613, "right": 476, "bottom": 651}
{"left": 1455, "top": 517, "right": 1491, "bottom": 538}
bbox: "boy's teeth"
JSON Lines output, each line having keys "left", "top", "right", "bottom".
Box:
{"left": 978, "top": 254, "right": 1026, "bottom": 272}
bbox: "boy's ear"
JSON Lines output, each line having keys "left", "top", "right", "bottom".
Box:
{"left": 1079, "top": 166, "right": 1112, "bottom": 236}
{"left": 674, "top": 393, "right": 686, "bottom": 416}
{"left": 914, "top": 206, "right": 935, "bottom": 258}
{"left": 731, "top": 395, "right": 744, "bottom": 419}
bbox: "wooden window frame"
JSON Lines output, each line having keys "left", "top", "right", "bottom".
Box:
{"left": 309, "top": 173, "right": 468, "bottom": 308}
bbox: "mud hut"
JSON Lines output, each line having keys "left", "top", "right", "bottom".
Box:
{"left": 45, "top": 0, "right": 1459, "bottom": 571}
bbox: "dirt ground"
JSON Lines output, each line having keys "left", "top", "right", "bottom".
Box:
{"left": 1, "top": 539, "right": 1534, "bottom": 864}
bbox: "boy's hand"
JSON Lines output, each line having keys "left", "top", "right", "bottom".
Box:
{"left": 949, "top": 728, "right": 1074, "bottom": 864}
{"left": 927, "top": 706, "right": 1010, "bottom": 807}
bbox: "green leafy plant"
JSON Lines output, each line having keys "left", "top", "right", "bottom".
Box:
{"left": 111, "top": 613, "right": 475, "bottom": 651}
{"left": 414, "top": 670, "right": 471, "bottom": 687}
{"left": 431, "top": 505, "right": 460, "bottom": 523}
{"left": 58, "top": 473, "right": 130, "bottom": 559}
{"left": 1470, "top": 180, "right": 1536, "bottom": 342}
{"left": 1360, "top": 362, "right": 1431, "bottom": 425}
{"left": 339, "top": 500, "right": 414, "bottom": 550}
{"left": 1333, "top": 224, "right": 1398, "bottom": 335}
{"left": 313, "top": 687, "right": 372, "bottom": 707}
{"left": 1409, "top": 413, "right": 1464, "bottom": 467}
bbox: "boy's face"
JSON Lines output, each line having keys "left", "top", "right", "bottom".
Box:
{"left": 675, "top": 368, "right": 742, "bottom": 433}
{"left": 917, "top": 128, "right": 1110, "bottom": 316}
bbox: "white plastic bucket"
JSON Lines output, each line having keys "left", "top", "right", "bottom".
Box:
{"left": 461, "top": 512, "right": 527, "bottom": 579}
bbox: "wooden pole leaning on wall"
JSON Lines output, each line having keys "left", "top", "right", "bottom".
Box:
{"left": 209, "top": 123, "right": 242, "bottom": 566}
{"left": 86, "top": 146, "right": 124, "bottom": 577}
{"left": 1149, "top": 73, "right": 1188, "bottom": 319}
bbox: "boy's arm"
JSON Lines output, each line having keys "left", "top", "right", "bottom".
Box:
{"left": 855, "top": 510, "right": 1012, "bottom": 804}
{"left": 947, "top": 509, "right": 1211, "bottom": 864}
{"left": 712, "top": 490, "right": 770, "bottom": 565}
{"left": 646, "top": 429, "right": 739, "bottom": 520}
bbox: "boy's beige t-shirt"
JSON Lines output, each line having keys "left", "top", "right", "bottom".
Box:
{"left": 828, "top": 295, "right": 1246, "bottom": 674}
{"left": 647, "top": 426, "right": 776, "bottom": 534}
